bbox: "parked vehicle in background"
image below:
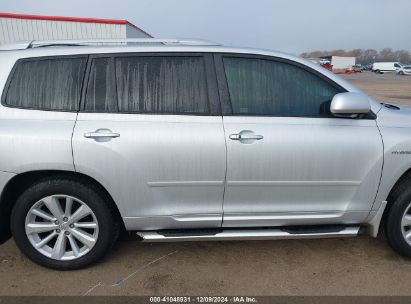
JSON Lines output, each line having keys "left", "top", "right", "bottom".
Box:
{"left": 319, "top": 58, "right": 331, "bottom": 65}
{"left": 320, "top": 62, "right": 333, "bottom": 71}
{"left": 372, "top": 62, "right": 403, "bottom": 74}
{"left": 397, "top": 65, "right": 411, "bottom": 76}
{"left": 1, "top": 39, "right": 411, "bottom": 270}
{"left": 352, "top": 64, "right": 362, "bottom": 72}
{"left": 361, "top": 64, "right": 372, "bottom": 71}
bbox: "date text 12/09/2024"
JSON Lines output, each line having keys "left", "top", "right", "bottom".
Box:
{"left": 150, "top": 296, "right": 257, "bottom": 303}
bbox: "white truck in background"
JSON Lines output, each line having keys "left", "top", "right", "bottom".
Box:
{"left": 372, "top": 62, "right": 403, "bottom": 74}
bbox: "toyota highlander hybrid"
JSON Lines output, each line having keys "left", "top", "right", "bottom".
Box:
{"left": 0, "top": 38, "right": 411, "bottom": 269}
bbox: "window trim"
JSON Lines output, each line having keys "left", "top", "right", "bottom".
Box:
{"left": 80, "top": 52, "right": 221, "bottom": 116}
{"left": 1, "top": 54, "right": 89, "bottom": 113}
{"left": 214, "top": 53, "right": 376, "bottom": 120}
{"left": 81, "top": 54, "right": 118, "bottom": 113}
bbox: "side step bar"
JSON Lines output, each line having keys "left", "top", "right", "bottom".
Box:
{"left": 137, "top": 226, "right": 361, "bottom": 242}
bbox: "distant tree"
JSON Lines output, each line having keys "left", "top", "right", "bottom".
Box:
{"left": 329, "top": 49, "right": 347, "bottom": 56}
{"left": 394, "top": 50, "right": 411, "bottom": 63}
{"left": 358, "top": 49, "right": 378, "bottom": 64}
{"left": 378, "top": 48, "right": 396, "bottom": 61}
{"left": 300, "top": 50, "right": 327, "bottom": 58}
{"left": 348, "top": 48, "right": 362, "bottom": 58}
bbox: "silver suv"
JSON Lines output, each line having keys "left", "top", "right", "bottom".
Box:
{"left": 1, "top": 38, "right": 411, "bottom": 269}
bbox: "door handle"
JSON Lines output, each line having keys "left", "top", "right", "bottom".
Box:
{"left": 84, "top": 132, "right": 120, "bottom": 139}
{"left": 229, "top": 134, "right": 263, "bottom": 140}
{"left": 84, "top": 129, "right": 120, "bottom": 139}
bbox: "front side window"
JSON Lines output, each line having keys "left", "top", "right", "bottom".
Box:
{"left": 4, "top": 57, "right": 86, "bottom": 111}
{"left": 222, "top": 57, "right": 341, "bottom": 117}
{"left": 115, "top": 56, "right": 209, "bottom": 114}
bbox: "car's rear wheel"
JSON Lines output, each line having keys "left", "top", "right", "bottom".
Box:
{"left": 385, "top": 179, "right": 411, "bottom": 258}
{"left": 11, "top": 177, "right": 119, "bottom": 270}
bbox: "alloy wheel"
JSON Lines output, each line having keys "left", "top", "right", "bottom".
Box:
{"left": 401, "top": 202, "right": 411, "bottom": 246}
{"left": 25, "top": 195, "right": 99, "bottom": 261}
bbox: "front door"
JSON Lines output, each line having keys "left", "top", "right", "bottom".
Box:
{"left": 72, "top": 53, "right": 226, "bottom": 230}
{"left": 215, "top": 54, "right": 383, "bottom": 227}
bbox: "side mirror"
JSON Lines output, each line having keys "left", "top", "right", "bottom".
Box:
{"left": 330, "top": 92, "right": 371, "bottom": 116}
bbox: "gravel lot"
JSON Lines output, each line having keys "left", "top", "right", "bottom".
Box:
{"left": 343, "top": 71, "right": 411, "bottom": 105}
{"left": 1, "top": 71, "right": 411, "bottom": 296}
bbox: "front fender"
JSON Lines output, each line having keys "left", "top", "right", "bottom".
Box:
{"left": 372, "top": 125, "right": 411, "bottom": 211}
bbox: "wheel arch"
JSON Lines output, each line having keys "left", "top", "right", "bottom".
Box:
{"left": 368, "top": 167, "right": 411, "bottom": 237}
{"left": 383, "top": 168, "right": 411, "bottom": 215}
{"left": 0, "top": 170, "right": 125, "bottom": 244}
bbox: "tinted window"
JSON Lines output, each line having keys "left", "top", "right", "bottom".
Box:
{"left": 85, "top": 57, "right": 117, "bottom": 112}
{"left": 223, "top": 57, "right": 340, "bottom": 117}
{"left": 116, "top": 56, "right": 209, "bottom": 114}
{"left": 394, "top": 63, "right": 400, "bottom": 68}
{"left": 5, "top": 57, "right": 86, "bottom": 111}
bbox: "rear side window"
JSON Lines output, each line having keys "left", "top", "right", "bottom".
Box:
{"left": 223, "top": 57, "right": 340, "bottom": 117}
{"left": 4, "top": 57, "right": 87, "bottom": 111}
{"left": 115, "top": 56, "right": 209, "bottom": 114}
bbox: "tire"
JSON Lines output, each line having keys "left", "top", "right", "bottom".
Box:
{"left": 11, "top": 177, "right": 120, "bottom": 270}
{"left": 399, "top": 71, "right": 405, "bottom": 75}
{"left": 385, "top": 179, "right": 411, "bottom": 258}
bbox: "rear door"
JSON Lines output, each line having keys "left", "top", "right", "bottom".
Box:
{"left": 215, "top": 54, "right": 383, "bottom": 227}
{"left": 72, "top": 53, "right": 226, "bottom": 230}
{"left": 0, "top": 55, "right": 87, "bottom": 173}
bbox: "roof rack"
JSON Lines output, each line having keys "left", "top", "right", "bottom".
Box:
{"left": 0, "top": 38, "right": 221, "bottom": 51}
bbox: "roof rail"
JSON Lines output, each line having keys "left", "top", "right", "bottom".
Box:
{"left": 0, "top": 38, "right": 221, "bottom": 50}
{"left": 0, "top": 41, "right": 33, "bottom": 51}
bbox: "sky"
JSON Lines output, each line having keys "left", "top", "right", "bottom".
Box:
{"left": 0, "top": 0, "right": 410, "bottom": 55}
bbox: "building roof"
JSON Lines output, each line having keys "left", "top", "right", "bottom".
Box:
{"left": 0, "top": 12, "right": 128, "bottom": 24}
{"left": 0, "top": 12, "right": 152, "bottom": 37}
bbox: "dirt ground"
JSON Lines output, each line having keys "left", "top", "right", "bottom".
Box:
{"left": 343, "top": 71, "right": 411, "bottom": 106}
{"left": 1, "top": 72, "right": 411, "bottom": 296}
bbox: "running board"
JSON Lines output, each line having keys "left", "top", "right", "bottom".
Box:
{"left": 137, "top": 226, "right": 361, "bottom": 242}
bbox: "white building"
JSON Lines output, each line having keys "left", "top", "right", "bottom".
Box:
{"left": 0, "top": 12, "right": 152, "bottom": 44}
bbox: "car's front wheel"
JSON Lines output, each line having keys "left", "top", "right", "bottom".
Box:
{"left": 385, "top": 179, "right": 411, "bottom": 258}
{"left": 11, "top": 177, "right": 119, "bottom": 270}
